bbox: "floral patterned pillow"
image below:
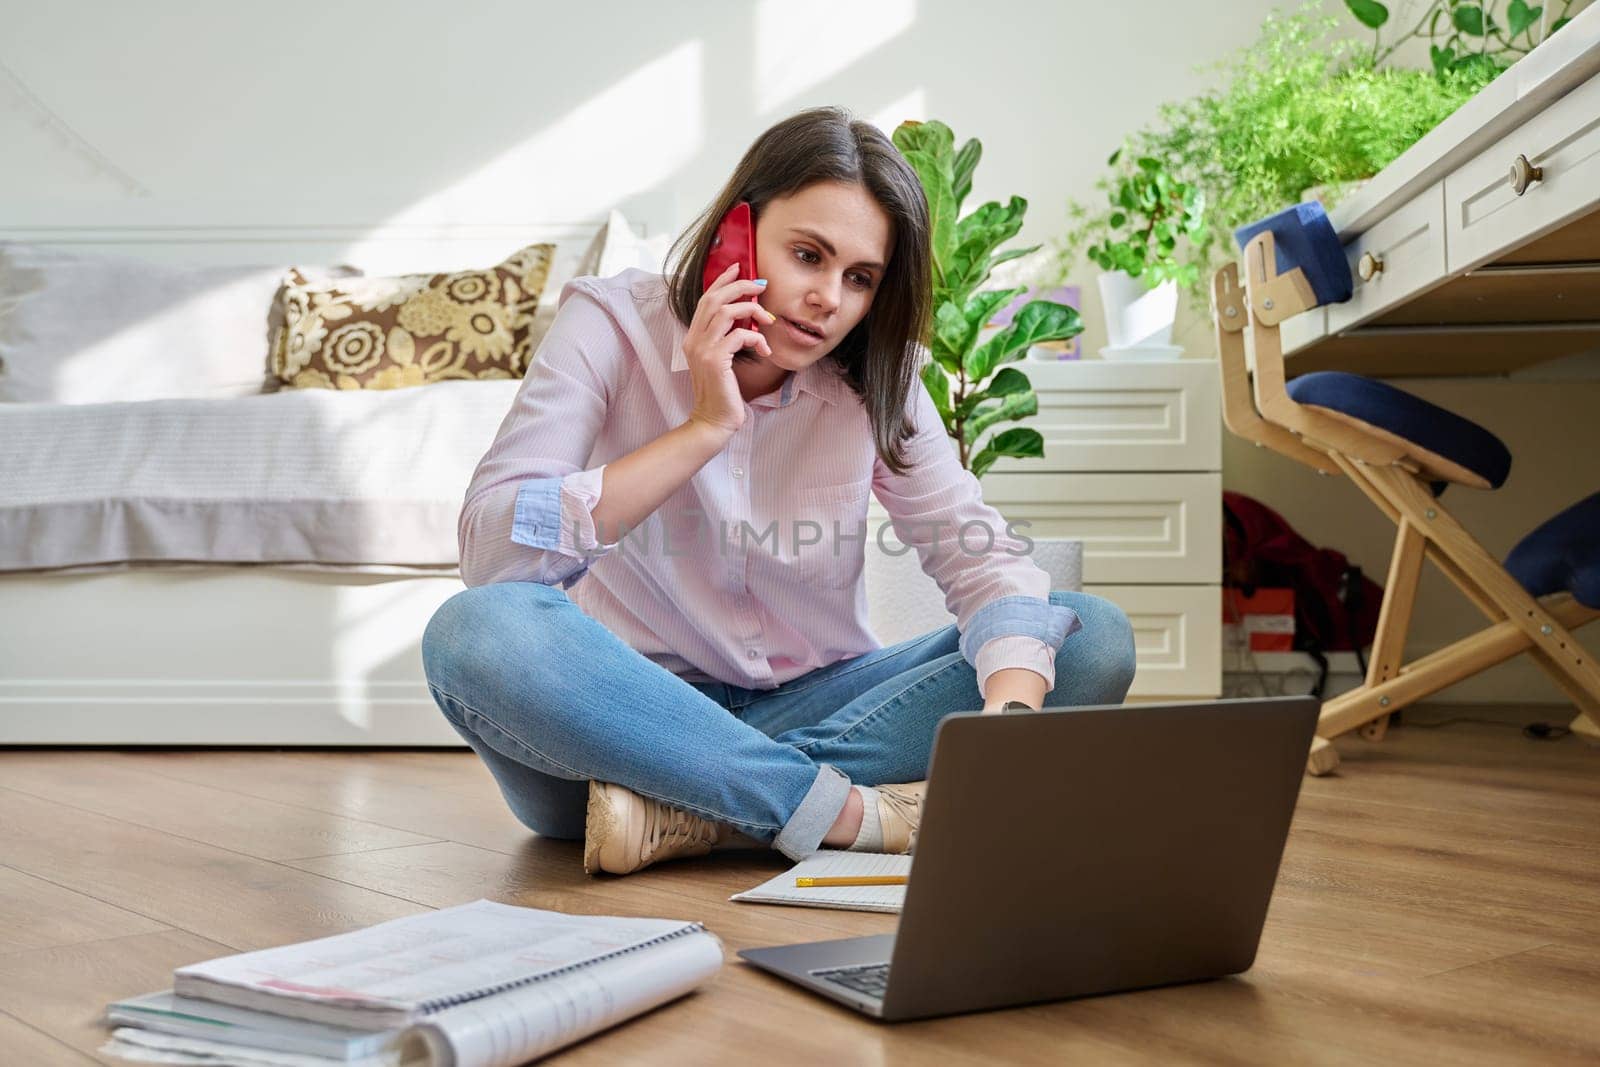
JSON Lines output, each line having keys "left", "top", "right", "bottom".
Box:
{"left": 270, "top": 242, "right": 555, "bottom": 390}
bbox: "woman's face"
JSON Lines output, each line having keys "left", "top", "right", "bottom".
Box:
{"left": 752, "top": 180, "right": 893, "bottom": 368}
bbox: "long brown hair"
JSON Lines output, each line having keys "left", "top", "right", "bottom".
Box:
{"left": 663, "top": 106, "right": 932, "bottom": 476}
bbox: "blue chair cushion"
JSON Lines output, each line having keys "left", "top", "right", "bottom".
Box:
{"left": 1285, "top": 372, "right": 1513, "bottom": 489}
{"left": 1233, "top": 202, "right": 1353, "bottom": 307}
{"left": 1506, "top": 492, "right": 1600, "bottom": 608}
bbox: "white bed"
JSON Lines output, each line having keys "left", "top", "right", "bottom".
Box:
{"left": 0, "top": 206, "right": 615, "bottom": 745}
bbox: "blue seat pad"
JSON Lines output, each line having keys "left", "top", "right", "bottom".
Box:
{"left": 1506, "top": 491, "right": 1600, "bottom": 608}
{"left": 1233, "top": 202, "right": 1353, "bottom": 307}
{"left": 1285, "top": 372, "right": 1513, "bottom": 489}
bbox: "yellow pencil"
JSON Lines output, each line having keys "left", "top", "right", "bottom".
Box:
{"left": 794, "top": 875, "right": 908, "bottom": 887}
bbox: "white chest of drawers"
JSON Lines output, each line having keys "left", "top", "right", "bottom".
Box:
{"left": 866, "top": 358, "right": 1223, "bottom": 699}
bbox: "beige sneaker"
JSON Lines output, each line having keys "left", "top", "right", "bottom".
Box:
{"left": 583, "top": 781, "right": 741, "bottom": 875}
{"left": 874, "top": 781, "right": 927, "bottom": 854}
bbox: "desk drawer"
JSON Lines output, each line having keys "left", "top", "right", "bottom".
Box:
{"left": 920, "top": 471, "right": 1221, "bottom": 584}
{"left": 1446, "top": 68, "right": 1600, "bottom": 271}
{"left": 1326, "top": 182, "right": 1447, "bottom": 333}
{"left": 983, "top": 360, "right": 1220, "bottom": 473}
{"left": 1086, "top": 583, "right": 1221, "bottom": 697}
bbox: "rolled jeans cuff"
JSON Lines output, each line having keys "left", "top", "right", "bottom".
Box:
{"left": 771, "top": 762, "right": 851, "bottom": 861}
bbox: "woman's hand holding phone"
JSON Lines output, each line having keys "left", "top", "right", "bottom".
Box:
{"left": 683, "top": 262, "right": 775, "bottom": 437}
{"left": 588, "top": 263, "right": 771, "bottom": 537}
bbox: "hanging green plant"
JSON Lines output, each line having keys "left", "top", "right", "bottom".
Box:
{"left": 1345, "top": 0, "right": 1584, "bottom": 79}
{"left": 1057, "top": 3, "right": 1501, "bottom": 308}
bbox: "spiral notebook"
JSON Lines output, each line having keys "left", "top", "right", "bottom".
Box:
{"left": 103, "top": 900, "right": 723, "bottom": 1067}
{"left": 730, "top": 851, "right": 911, "bottom": 913}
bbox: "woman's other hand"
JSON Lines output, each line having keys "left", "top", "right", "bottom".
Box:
{"left": 683, "top": 263, "right": 776, "bottom": 436}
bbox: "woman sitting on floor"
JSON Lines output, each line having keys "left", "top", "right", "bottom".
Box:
{"left": 422, "top": 105, "right": 1136, "bottom": 876}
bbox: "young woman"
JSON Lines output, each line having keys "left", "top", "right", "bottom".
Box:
{"left": 422, "top": 106, "right": 1136, "bottom": 877}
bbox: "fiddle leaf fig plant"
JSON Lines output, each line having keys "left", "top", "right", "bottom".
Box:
{"left": 892, "top": 119, "right": 1084, "bottom": 479}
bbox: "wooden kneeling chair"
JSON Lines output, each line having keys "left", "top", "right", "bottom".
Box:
{"left": 1211, "top": 202, "right": 1600, "bottom": 776}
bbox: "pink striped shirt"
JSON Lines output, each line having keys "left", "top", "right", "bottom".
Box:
{"left": 458, "top": 268, "right": 1080, "bottom": 699}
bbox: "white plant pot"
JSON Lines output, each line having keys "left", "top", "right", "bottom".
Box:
{"left": 1097, "top": 270, "right": 1178, "bottom": 348}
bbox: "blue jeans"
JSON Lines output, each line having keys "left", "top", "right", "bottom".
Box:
{"left": 420, "top": 582, "right": 1136, "bottom": 861}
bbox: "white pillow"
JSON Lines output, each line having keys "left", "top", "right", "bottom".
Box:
{"left": 0, "top": 243, "right": 356, "bottom": 404}
{"left": 521, "top": 221, "right": 609, "bottom": 364}
{"left": 520, "top": 210, "right": 670, "bottom": 368}
{"left": 596, "top": 208, "right": 674, "bottom": 277}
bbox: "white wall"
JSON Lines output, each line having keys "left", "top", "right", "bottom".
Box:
{"left": 5, "top": 0, "right": 1594, "bottom": 702}
{"left": 3, "top": 0, "right": 1294, "bottom": 248}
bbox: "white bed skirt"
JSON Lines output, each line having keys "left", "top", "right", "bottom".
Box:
{"left": 0, "top": 567, "right": 468, "bottom": 746}
{"left": 0, "top": 541, "right": 1081, "bottom": 745}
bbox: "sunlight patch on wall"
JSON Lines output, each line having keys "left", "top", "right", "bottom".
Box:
{"left": 385, "top": 40, "right": 704, "bottom": 226}
{"left": 754, "top": 0, "right": 916, "bottom": 115}
{"left": 330, "top": 581, "right": 454, "bottom": 734}
{"left": 867, "top": 88, "right": 926, "bottom": 138}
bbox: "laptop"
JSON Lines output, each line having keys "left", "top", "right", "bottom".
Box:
{"left": 739, "top": 695, "right": 1320, "bottom": 1021}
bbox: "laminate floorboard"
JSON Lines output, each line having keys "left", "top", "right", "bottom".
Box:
{"left": 2, "top": 704, "right": 1596, "bottom": 1064}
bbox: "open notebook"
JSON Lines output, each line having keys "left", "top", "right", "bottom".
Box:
{"left": 730, "top": 851, "right": 911, "bottom": 913}
{"left": 100, "top": 900, "right": 723, "bottom": 1067}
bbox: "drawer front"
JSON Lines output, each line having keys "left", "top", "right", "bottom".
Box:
{"left": 1446, "top": 68, "right": 1600, "bottom": 271}
{"left": 883, "top": 471, "right": 1221, "bottom": 584}
{"left": 1325, "top": 182, "right": 1447, "bottom": 333}
{"left": 1085, "top": 583, "right": 1221, "bottom": 697}
{"left": 983, "top": 359, "right": 1220, "bottom": 473}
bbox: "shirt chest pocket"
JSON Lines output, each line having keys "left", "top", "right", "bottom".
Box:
{"left": 793, "top": 481, "right": 871, "bottom": 590}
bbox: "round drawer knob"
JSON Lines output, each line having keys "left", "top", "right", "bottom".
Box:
{"left": 1357, "top": 252, "right": 1384, "bottom": 281}
{"left": 1508, "top": 154, "right": 1544, "bottom": 196}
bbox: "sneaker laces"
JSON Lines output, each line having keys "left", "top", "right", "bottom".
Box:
{"left": 640, "top": 799, "right": 721, "bottom": 862}
{"left": 876, "top": 782, "right": 925, "bottom": 853}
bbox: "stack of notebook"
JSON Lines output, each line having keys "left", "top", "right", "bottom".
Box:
{"left": 99, "top": 899, "right": 723, "bottom": 1067}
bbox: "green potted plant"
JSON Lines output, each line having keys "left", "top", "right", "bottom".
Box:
{"left": 1083, "top": 152, "right": 1205, "bottom": 357}
{"left": 891, "top": 119, "right": 1084, "bottom": 479}
{"left": 1057, "top": 2, "right": 1502, "bottom": 311}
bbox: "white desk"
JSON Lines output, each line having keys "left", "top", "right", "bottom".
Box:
{"left": 1282, "top": 4, "right": 1600, "bottom": 377}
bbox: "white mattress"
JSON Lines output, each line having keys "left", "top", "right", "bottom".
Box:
{"left": 0, "top": 380, "right": 522, "bottom": 574}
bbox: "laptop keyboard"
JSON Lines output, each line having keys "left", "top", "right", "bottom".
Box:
{"left": 811, "top": 962, "right": 891, "bottom": 1000}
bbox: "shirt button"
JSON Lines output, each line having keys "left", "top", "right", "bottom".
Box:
{"left": 731, "top": 466, "right": 744, "bottom": 478}
{"left": 747, "top": 649, "right": 759, "bottom": 660}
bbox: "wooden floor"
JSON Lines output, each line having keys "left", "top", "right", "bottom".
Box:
{"left": 2, "top": 704, "right": 1598, "bottom": 1066}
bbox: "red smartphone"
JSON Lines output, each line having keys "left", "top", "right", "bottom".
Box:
{"left": 702, "top": 200, "right": 759, "bottom": 336}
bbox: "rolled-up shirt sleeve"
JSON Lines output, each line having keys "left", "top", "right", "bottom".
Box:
{"left": 966, "top": 605, "right": 1080, "bottom": 699}
{"left": 873, "top": 368, "right": 1082, "bottom": 699}
{"left": 458, "top": 278, "right": 628, "bottom": 589}
{"left": 511, "top": 465, "right": 620, "bottom": 557}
